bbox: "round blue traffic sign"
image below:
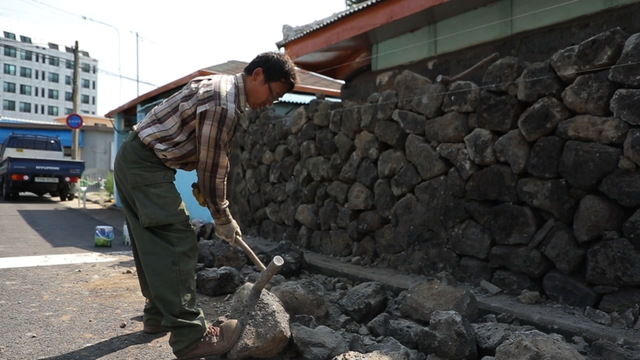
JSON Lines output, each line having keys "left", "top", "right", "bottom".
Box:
{"left": 66, "top": 113, "right": 84, "bottom": 129}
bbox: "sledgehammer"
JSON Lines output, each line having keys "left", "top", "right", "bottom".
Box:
{"left": 234, "top": 234, "right": 284, "bottom": 291}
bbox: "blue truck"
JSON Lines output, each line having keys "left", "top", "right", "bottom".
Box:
{"left": 0, "top": 133, "right": 85, "bottom": 201}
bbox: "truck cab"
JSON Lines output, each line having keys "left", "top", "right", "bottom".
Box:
{"left": 0, "top": 133, "right": 85, "bottom": 201}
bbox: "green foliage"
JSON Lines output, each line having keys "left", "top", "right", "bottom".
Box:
{"left": 105, "top": 172, "right": 114, "bottom": 198}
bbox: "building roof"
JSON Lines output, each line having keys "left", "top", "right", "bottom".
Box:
{"left": 106, "top": 60, "right": 343, "bottom": 118}
{"left": 277, "top": 0, "right": 501, "bottom": 80}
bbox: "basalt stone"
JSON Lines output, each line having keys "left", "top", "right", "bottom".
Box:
{"left": 539, "top": 222, "right": 585, "bottom": 275}
{"left": 377, "top": 90, "right": 398, "bottom": 121}
{"left": 559, "top": 141, "right": 621, "bottom": 191}
{"left": 291, "top": 106, "right": 309, "bottom": 134}
{"left": 271, "top": 183, "right": 288, "bottom": 203}
{"left": 457, "top": 256, "right": 493, "bottom": 286}
{"left": 495, "top": 331, "right": 584, "bottom": 360}
{"left": 348, "top": 182, "right": 374, "bottom": 211}
{"left": 437, "top": 143, "right": 478, "bottom": 180}
{"left": 330, "top": 229, "right": 353, "bottom": 257}
{"left": 610, "top": 89, "right": 640, "bottom": 125}
{"left": 394, "top": 70, "right": 432, "bottom": 110}
{"left": 527, "top": 136, "right": 564, "bottom": 179}
{"left": 328, "top": 153, "right": 343, "bottom": 181}
{"left": 517, "top": 178, "right": 576, "bottom": 223}
{"left": 442, "top": 81, "right": 480, "bottom": 113}
{"left": 315, "top": 129, "right": 337, "bottom": 156}
{"left": 448, "top": 219, "right": 493, "bottom": 260}
{"left": 298, "top": 122, "right": 320, "bottom": 143}
{"left": 287, "top": 135, "right": 300, "bottom": 158}
{"left": 397, "top": 281, "right": 478, "bottom": 323}
{"left": 599, "top": 169, "right": 640, "bottom": 207}
{"left": 418, "top": 310, "right": 478, "bottom": 360}
{"left": 337, "top": 207, "right": 358, "bottom": 229}
{"left": 411, "top": 82, "right": 447, "bottom": 119}
{"left": 561, "top": 71, "right": 619, "bottom": 116}
{"left": 476, "top": 90, "right": 522, "bottom": 133}
{"left": 490, "top": 203, "right": 537, "bottom": 246}
{"left": 340, "top": 152, "right": 362, "bottom": 183}
{"left": 306, "top": 156, "right": 331, "bottom": 182}
{"left": 447, "top": 167, "right": 466, "bottom": 199}
{"left": 492, "top": 269, "right": 542, "bottom": 296}
{"left": 377, "top": 149, "right": 407, "bottom": 179}
{"left": 341, "top": 107, "right": 362, "bottom": 139}
{"left": 415, "top": 176, "right": 469, "bottom": 232}
{"left": 392, "top": 109, "right": 426, "bottom": 135}
{"left": 543, "top": 270, "right": 599, "bottom": 308}
{"left": 405, "top": 134, "right": 449, "bottom": 180}
{"left": 464, "top": 128, "right": 498, "bottom": 166}
{"left": 329, "top": 109, "right": 342, "bottom": 133}
{"left": 334, "top": 131, "right": 355, "bottom": 161}
{"left": 314, "top": 182, "right": 330, "bottom": 209}
{"left": 338, "top": 281, "right": 388, "bottom": 323}
{"left": 375, "top": 120, "right": 406, "bottom": 149}
{"left": 624, "top": 128, "right": 640, "bottom": 166}
{"left": 550, "top": 45, "right": 579, "bottom": 83}
{"left": 465, "top": 165, "right": 518, "bottom": 203}
{"left": 390, "top": 163, "right": 421, "bottom": 197}
{"left": 426, "top": 112, "right": 470, "bottom": 143}
{"left": 313, "top": 110, "right": 332, "bottom": 127}
{"left": 494, "top": 130, "right": 530, "bottom": 174}
{"left": 574, "top": 28, "right": 628, "bottom": 71}
{"left": 375, "top": 224, "right": 406, "bottom": 256}
{"left": 489, "top": 245, "right": 552, "bottom": 278}
{"left": 373, "top": 179, "right": 395, "bottom": 219}
{"left": 556, "top": 115, "right": 628, "bottom": 144}
{"left": 360, "top": 103, "right": 378, "bottom": 132}
{"left": 609, "top": 33, "right": 640, "bottom": 88}
{"left": 622, "top": 210, "right": 640, "bottom": 251}
{"left": 518, "top": 96, "right": 572, "bottom": 142}
{"left": 327, "top": 181, "right": 349, "bottom": 204}
{"left": 357, "top": 211, "right": 385, "bottom": 234}
{"left": 517, "top": 61, "right": 565, "bottom": 103}
{"left": 309, "top": 230, "right": 331, "bottom": 254}
{"left": 301, "top": 182, "right": 319, "bottom": 204}
{"left": 464, "top": 201, "right": 494, "bottom": 228}
{"left": 573, "top": 194, "right": 626, "bottom": 244}
{"left": 319, "top": 199, "right": 338, "bottom": 231}
{"left": 354, "top": 131, "right": 381, "bottom": 160}
{"left": 295, "top": 204, "right": 319, "bottom": 230}
{"left": 196, "top": 267, "right": 244, "bottom": 296}
{"left": 483, "top": 56, "right": 522, "bottom": 94}
{"left": 599, "top": 288, "right": 640, "bottom": 313}
{"left": 353, "top": 235, "right": 376, "bottom": 259}
{"left": 586, "top": 238, "right": 640, "bottom": 287}
{"left": 356, "top": 159, "right": 378, "bottom": 189}
{"left": 281, "top": 198, "right": 298, "bottom": 227}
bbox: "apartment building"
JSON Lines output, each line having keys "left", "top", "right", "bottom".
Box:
{"left": 0, "top": 30, "right": 98, "bottom": 122}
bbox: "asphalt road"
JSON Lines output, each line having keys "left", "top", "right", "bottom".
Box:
{"left": 0, "top": 194, "right": 232, "bottom": 359}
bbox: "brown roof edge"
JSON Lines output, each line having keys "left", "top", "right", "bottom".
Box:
{"left": 104, "top": 69, "right": 215, "bottom": 118}
{"left": 294, "top": 84, "right": 341, "bottom": 98}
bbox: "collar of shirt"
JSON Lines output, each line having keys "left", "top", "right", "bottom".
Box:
{"left": 236, "top": 73, "right": 248, "bottom": 113}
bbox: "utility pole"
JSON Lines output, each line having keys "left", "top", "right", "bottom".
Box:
{"left": 72, "top": 41, "right": 80, "bottom": 160}
{"left": 135, "top": 31, "right": 139, "bottom": 96}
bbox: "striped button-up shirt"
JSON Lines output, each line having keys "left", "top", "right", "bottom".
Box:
{"left": 134, "top": 73, "right": 247, "bottom": 224}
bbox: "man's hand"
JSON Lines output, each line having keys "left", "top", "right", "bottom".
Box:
{"left": 191, "top": 182, "right": 206, "bottom": 207}
{"left": 215, "top": 219, "right": 241, "bottom": 245}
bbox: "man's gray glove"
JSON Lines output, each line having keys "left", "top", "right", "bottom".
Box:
{"left": 215, "top": 219, "right": 241, "bottom": 245}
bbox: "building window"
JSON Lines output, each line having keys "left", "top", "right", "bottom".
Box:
{"left": 3, "top": 64, "right": 16, "bottom": 75}
{"left": 19, "top": 67, "right": 32, "bottom": 78}
{"left": 41, "top": 105, "right": 44, "bottom": 114}
{"left": 81, "top": 95, "right": 90, "bottom": 104}
{"left": 81, "top": 110, "right": 90, "bottom": 114}
{"left": 81, "top": 79, "right": 90, "bottom": 88}
{"left": 20, "top": 35, "right": 32, "bottom": 43}
{"left": 3, "top": 82, "right": 16, "bottom": 93}
{"left": 92, "top": 96, "right": 95, "bottom": 105}
{"left": 34, "top": 104, "right": 38, "bottom": 114}
{"left": 3, "top": 31, "right": 16, "bottom": 40}
{"left": 47, "top": 106, "right": 59, "bottom": 116}
{"left": 65, "top": 75, "right": 72, "bottom": 85}
{"left": 48, "top": 56, "right": 60, "bottom": 66}
{"left": 48, "top": 89, "right": 59, "bottom": 100}
{"left": 20, "top": 50, "right": 32, "bottom": 61}
{"left": 65, "top": 91, "right": 73, "bottom": 101}
{"left": 19, "top": 84, "right": 31, "bottom": 95}
{"left": 3, "top": 100, "right": 15, "bottom": 111}
{"left": 65, "top": 60, "right": 74, "bottom": 69}
{"left": 92, "top": 80, "right": 96, "bottom": 90}
{"left": 4, "top": 46, "right": 17, "bottom": 57}
{"left": 48, "top": 72, "right": 59, "bottom": 83}
{"left": 64, "top": 108, "right": 73, "bottom": 115}
{"left": 41, "top": 71, "right": 45, "bottom": 80}
{"left": 41, "top": 88, "right": 45, "bottom": 97}
{"left": 81, "top": 63, "right": 90, "bottom": 73}
{"left": 19, "top": 102, "right": 31, "bottom": 113}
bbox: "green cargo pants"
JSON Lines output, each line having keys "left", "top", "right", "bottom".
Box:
{"left": 114, "top": 131, "right": 206, "bottom": 357}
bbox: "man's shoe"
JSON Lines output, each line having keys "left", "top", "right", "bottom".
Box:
{"left": 143, "top": 323, "right": 166, "bottom": 334}
{"left": 177, "top": 320, "right": 242, "bottom": 360}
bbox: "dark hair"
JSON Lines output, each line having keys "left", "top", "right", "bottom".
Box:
{"left": 244, "top": 52, "right": 298, "bottom": 92}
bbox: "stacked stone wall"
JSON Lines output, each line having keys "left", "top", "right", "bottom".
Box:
{"left": 229, "top": 28, "right": 640, "bottom": 314}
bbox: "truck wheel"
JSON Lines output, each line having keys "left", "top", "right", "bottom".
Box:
{"left": 67, "top": 193, "right": 75, "bottom": 201}
{"left": 59, "top": 191, "right": 69, "bottom": 202}
{"left": 2, "top": 179, "right": 11, "bottom": 201}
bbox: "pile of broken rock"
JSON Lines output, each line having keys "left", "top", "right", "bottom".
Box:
{"left": 194, "top": 235, "right": 640, "bottom": 360}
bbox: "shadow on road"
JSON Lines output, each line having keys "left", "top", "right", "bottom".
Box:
{"left": 42, "top": 331, "right": 167, "bottom": 360}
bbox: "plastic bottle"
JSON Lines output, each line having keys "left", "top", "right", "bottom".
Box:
{"left": 123, "top": 222, "right": 131, "bottom": 245}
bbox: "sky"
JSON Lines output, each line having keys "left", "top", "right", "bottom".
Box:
{"left": 0, "top": 0, "right": 347, "bottom": 116}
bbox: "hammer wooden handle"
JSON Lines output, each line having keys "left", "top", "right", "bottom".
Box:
{"left": 235, "top": 234, "right": 266, "bottom": 271}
